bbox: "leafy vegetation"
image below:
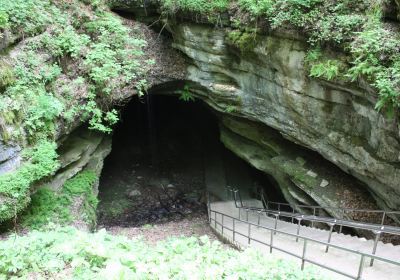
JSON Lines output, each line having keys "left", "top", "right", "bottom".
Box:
{"left": 0, "top": 0, "right": 149, "bottom": 222}
{"left": 305, "top": 49, "right": 345, "bottom": 81}
{"left": 20, "top": 171, "right": 99, "bottom": 229}
{"left": 227, "top": 29, "right": 258, "bottom": 53}
{"left": 0, "top": 0, "right": 50, "bottom": 36}
{"left": 0, "top": 0, "right": 149, "bottom": 140}
{"left": 0, "top": 227, "right": 325, "bottom": 279}
{"left": 177, "top": 84, "right": 195, "bottom": 102}
{"left": 0, "top": 140, "right": 59, "bottom": 222}
{"left": 158, "top": 0, "right": 400, "bottom": 116}
{"left": 161, "top": 0, "right": 229, "bottom": 16}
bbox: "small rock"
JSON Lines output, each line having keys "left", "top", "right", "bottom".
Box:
{"left": 306, "top": 170, "right": 318, "bottom": 178}
{"left": 167, "top": 183, "right": 175, "bottom": 189}
{"left": 320, "top": 179, "right": 329, "bottom": 188}
{"left": 127, "top": 190, "right": 142, "bottom": 198}
{"left": 137, "top": 176, "right": 143, "bottom": 180}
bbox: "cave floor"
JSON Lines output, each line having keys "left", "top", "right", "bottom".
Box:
{"left": 106, "top": 213, "right": 225, "bottom": 245}
{"left": 96, "top": 148, "right": 207, "bottom": 228}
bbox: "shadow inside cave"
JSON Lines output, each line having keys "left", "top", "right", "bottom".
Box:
{"left": 96, "top": 94, "right": 285, "bottom": 228}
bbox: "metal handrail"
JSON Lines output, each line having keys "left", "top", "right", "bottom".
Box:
{"left": 226, "top": 186, "right": 400, "bottom": 227}
{"left": 226, "top": 186, "right": 400, "bottom": 267}
{"left": 209, "top": 208, "right": 400, "bottom": 280}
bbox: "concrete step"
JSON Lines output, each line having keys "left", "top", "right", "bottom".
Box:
{"left": 210, "top": 200, "right": 400, "bottom": 280}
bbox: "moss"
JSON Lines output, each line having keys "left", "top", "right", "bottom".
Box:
{"left": 350, "top": 136, "right": 365, "bottom": 147}
{"left": 19, "top": 170, "right": 99, "bottom": 230}
{"left": 227, "top": 29, "right": 258, "bottom": 53}
{"left": 271, "top": 156, "right": 320, "bottom": 190}
{"left": 63, "top": 170, "right": 98, "bottom": 227}
{"left": 20, "top": 187, "right": 72, "bottom": 229}
{"left": 0, "top": 140, "right": 59, "bottom": 222}
{"left": 0, "top": 61, "right": 15, "bottom": 90}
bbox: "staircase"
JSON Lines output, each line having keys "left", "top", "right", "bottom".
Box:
{"left": 208, "top": 191, "right": 400, "bottom": 280}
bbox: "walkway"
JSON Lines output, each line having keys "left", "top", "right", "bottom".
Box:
{"left": 209, "top": 200, "right": 400, "bottom": 280}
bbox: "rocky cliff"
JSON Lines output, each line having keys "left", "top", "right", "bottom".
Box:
{"left": 155, "top": 22, "right": 399, "bottom": 215}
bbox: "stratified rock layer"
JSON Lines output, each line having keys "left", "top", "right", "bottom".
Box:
{"left": 167, "top": 23, "right": 400, "bottom": 212}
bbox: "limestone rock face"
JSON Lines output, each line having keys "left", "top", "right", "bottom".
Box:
{"left": 47, "top": 127, "right": 112, "bottom": 193}
{"left": 168, "top": 23, "right": 400, "bottom": 212}
{"left": 220, "top": 116, "right": 380, "bottom": 221}
{"left": 0, "top": 141, "right": 21, "bottom": 175}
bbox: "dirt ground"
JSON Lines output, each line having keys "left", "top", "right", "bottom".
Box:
{"left": 104, "top": 212, "right": 223, "bottom": 245}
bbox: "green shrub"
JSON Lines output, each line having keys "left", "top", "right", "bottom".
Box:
{"left": 0, "top": 0, "right": 149, "bottom": 141}
{"left": 0, "top": 227, "right": 327, "bottom": 279}
{"left": 0, "top": 140, "right": 59, "bottom": 222}
{"left": 0, "top": 62, "right": 14, "bottom": 90}
{"left": 234, "top": 0, "right": 400, "bottom": 115}
{"left": 238, "top": 0, "right": 273, "bottom": 16}
{"left": 0, "top": 0, "right": 50, "bottom": 36}
{"left": 177, "top": 85, "right": 195, "bottom": 102}
{"left": 309, "top": 60, "right": 344, "bottom": 81}
{"left": 161, "top": 0, "right": 229, "bottom": 15}
{"left": 0, "top": 12, "right": 9, "bottom": 29}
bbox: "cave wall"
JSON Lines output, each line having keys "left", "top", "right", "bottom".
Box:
{"left": 165, "top": 22, "right": 400, "bottom": 212}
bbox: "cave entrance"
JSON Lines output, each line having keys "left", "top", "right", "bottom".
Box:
{"left": 97, "top": 93, "right": 286, "bottom": 228}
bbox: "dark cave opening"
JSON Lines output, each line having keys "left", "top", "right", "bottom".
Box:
{"left": 97, "top": 93, "right": 286, "bottom": 227}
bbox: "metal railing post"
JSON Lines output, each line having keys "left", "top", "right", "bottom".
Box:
{"left": 274, "top": 213, "right": 279, "bottom": 235}
{"left": 291, "top": 208, "right": 295, "bottom": 223}
{"left": 207, "top": 192, "right": 211, "bottom": 223}
{"left": 357, "top": 255, "right": 365, "bottom": 280}
{"left": 222, "top": 214, "right": 224, "bottom": 235}
{"left": 248, "top": 223, "right": 251, "bottom": 245}
{"left": 233, "top": 190, "right": 239, "bottom": 208}
{"left": 326, "top": 222, "right": 335, "bottom": 253}
{"left": 238, "top": 190, "right": 244, "bottom": 207}
{"left": 312, "top": 208, "right": 316, "bottom": 228}
{"left": 257, "top": 211, "right": 261, "bottom": 228}
{"left": 370, "top": 230, "right": 381, "bottom": 266}
{"left": 381, "top": 212, "right": 386, "bottom": 226}
{"left": 339, "top": 209, "right": 344, "bottom": 234}
{"left": 233, "top": 218, "right": 236, "bottom": 242}
{"left": 296, "top": 216, "right": 303, "bottom": 242}
{"left": 270, "top": 229, "right": 274, "bottom": 253}
{"left": 301, "top": 240, "right": 308, "bottom": 270}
